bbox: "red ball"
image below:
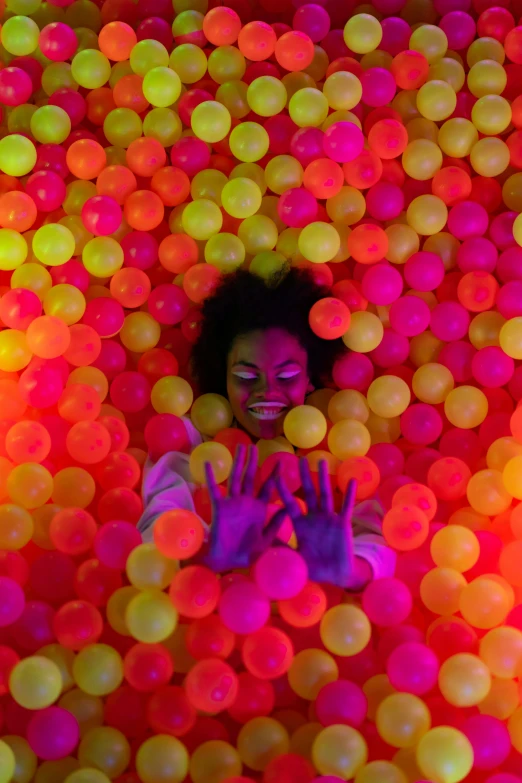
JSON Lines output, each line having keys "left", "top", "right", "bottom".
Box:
{"left": 124, "top": 642, "right": 174, "bottom": 692}
{"left": 52, "top": 600, "right": 103, "bottom": 650}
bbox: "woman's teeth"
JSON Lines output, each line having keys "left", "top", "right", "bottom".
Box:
{"left": 248, "top": 403, "right": 287, "bottom": 420}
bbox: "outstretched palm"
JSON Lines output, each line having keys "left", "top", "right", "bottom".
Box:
{"left": 276, "top": 459, "right": 357, "bottom": 587}
{"left": 204, "top": 444, "right": 283, "bottom": 572}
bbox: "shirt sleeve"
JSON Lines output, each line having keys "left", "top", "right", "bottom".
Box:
{"left": 351, "top": 499, "right": 396, "bottom": 580}
{"left": 137, "top": 419, "right": 208, "bottom": 543}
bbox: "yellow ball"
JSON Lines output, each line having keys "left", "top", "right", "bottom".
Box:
{"left": 191, "top": 393, "right": 233, "bottom": 436}
{"left": 142, "top": 66, "right": 182, "bottom": 107}
{"left": 416, "top": 80, "right": 456, "bottom": 121}
{"left": 0, "top": 229, "right": 27, "bottom": 270}
{"left": 420, "top": 567, "right": 467, "bottom": 615}
{"left": 71, "top": 49, "right": 111, "bottom": 89}
{"left": 459, "top": 576, "right": 511, "bottom": 629}
{"left": 344, "top": 14, "right": 382, "bottom": 54}
{"left": 283, "top": 405, "right": 327, "bottom": 449}
{"left": 313, "top": 725, "right": 368, "bottom": 779}
{"left": 367, "top": 376, "right": 411, "bottom": 418}
{"left": 0, "top": 735, "right": 36, "bottom": 783}
{"left": 503, "top": 172, "right": 522, "bottom": 212}
{"left": 298, "top": 222, "right": 340, "bottom": 263}
{"left": 328, "top": 389, "right": 370, "bottom": 424}
{"left": 355, "top": 760, "right": 407, "bottom": 783}
{"left": 237, "top": 718, "right": 289, "bottom": 771}
{"left": 500, "top": 316, "right": 522, "bottom": 358}
{"left": 33, "top": 224, "right": 76, "bottom": 267}
{"left": 229, "top": 122, "right": 269, "bottom": 162}
{"left": 326, "top": 186, "right": 366, "bottom": 225}
{"left": 412, "top": 363, "right": 455, "bottom": 404}
{"left": 406, "top": 194, "right": 448, "bottom": 235}
{"left": 471, "top": 94, "right": 511, "bottom": 135}
{"left": 403, "top": 139, "right": 443, "bottom": 180}
{"left": 438, "top": 118, "right": 478, "bottom": 158}
{"left": 205, "top": 233, "right": 245, "bottom": 272}
{"left": 288, "top": 648, "right": 338, "bottom": 700}
{"left": 328, "top": 419, "right": 371, "bottom": 459}
{"left": 323, "top": 71, "right": 362, "bottom": 110}
{"left": 170, "top": 43, "right": 207, "bottom": 84}
{"left": 151, "top": 376, "right": 193, "bottom": 416}
{"left": 120, "top": 312, "right": 160, "bottom": 353}
{"left": 247, "top": 75, "right": 287, "bottom": 117}
{"left": 444, "top": 385, "right": 488, "bottom": 428}
{"left": 9, "top": 656, "right": 62, "bottom": 709}
{"left": 191, "top": 101, "right": 231, "bottom": 143}
{"left": 468, "top": 59, "right": 507, "bottom": 96}
{"left": 479, "top": 626, "right": 522, "bottom": 679}
{"left": 182, "top": 199, "right": 224, "bottom": 240}
{"left": 190, "top": 441, "right": 233, "bottom": 485}
{"left": 289, "top": 88, "right": 329, "bottom": 127}
{"left": 479, "top": 678, "right": 519, "bottom": 720}
{"left": 320, "top": 604, "right": 372, "bottom": 656}
{"left": 0, "top": 741, "right": 16, "bottom": 783}
{"left": 126, "top": 542, "right": 178, "bottom": 590}
{"left": 59, "top": 688, "right": 104, "bottom": 736}
{"left": 189, "top": 740, "right": 242, "bottom": 783}
{"left": 126, "top": 588, "right": 178, "bottom": 643}
{"left": 416, "top": 727, "right": 473, "bottom": 783}
{"left": 238, "top": 215, "right": 278, "bottom": 254}
{"left": 191, "top": 169, "right": 227, "bottom": 204}
{"left": 342, "top": 311, "right": 384, "bottom": 353}
{"left": 82, "top": 237, "right": 124, "bottom": 277}
{"left": 503, "top": 454, "right": 522, "bottom": 499}
{"left": 64, "top": 770, "right": 110, "bottom": 783}
{"left": 430, "top": 525, "right": 479, "bottom": 572}
{"left": 72, "top": 644, "right": 123, "bottom": 697}
{"left": 136, "top": 735, "right": 189, "bottom": 783}
{"left": 439, "top": 653, "right": 492, "bottom": 706}
{"left": 78, "top": 727, "right": 130, "bottom": 780}
{"left": 376, "top": 693, "right": 431, "bottom": 748}
{"left": 221, "top": 177, "right": 262, "bottom": 219}
{"left": 409, "top": 24, "right": 448, "bottom": 63}
{"left": 265, "top": 155, "right": 303, "bottom": 195}
{"left": 470, "top": 137, "right": 510, "bottom": 176}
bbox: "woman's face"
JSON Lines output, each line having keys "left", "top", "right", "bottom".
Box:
{"left": 226, "top": 327, "right": 312, "bottom": 440}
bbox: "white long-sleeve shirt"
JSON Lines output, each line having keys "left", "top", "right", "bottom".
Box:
{"left": 137, "top": 418, "right": 396, "bottom": 580}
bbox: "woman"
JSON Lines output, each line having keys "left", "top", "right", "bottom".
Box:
{"left": 138, "top": 268, "right": 395, "bottom": 589}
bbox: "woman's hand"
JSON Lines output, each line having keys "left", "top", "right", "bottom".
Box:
{"left": 203, "top": 444, "right": 284, "bottom": 572}
{"left": 276, "top": 459, "right": 361, "bottom": 588}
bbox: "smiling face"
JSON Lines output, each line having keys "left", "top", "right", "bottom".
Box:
{"left": 226, "top": 327, "right": 313, "bottom": 440}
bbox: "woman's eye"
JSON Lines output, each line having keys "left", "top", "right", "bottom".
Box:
{"left": 233, "top": 371, "right": 257, "bottom": 380}
{"left": 278, "top": 370, "right": 301, "bottom": 380}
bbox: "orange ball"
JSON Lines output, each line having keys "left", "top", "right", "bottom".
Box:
{"left": 309, "top": 298, "right": 351, "bottom": 340}
{"left": 66, "top": 420, "right": 112, "bottom": 464}
{"left": 110, "top": 268, "right": 152, "bottom": 308}
{"left": 126, "top": 138, "right": 167, "bottom": 178}
{"left": 511, "top": 406, "right": 522, "bottom": 442}
{"left": 382, "top": 504, "right": 430, "bottom": 551}
{"left": 66, "top": 139, "right": 107, "bottom": 180}
{"left": 203, "top": 7, "right": 242, "bottom": 46}
{"left": 457, "top": 272, "right": 499, "bottom": 313}
{"left": 368, "top": 119, "right": 408, "bottom": 159}
{"left": 96, "top": 165, "right": 137, "bottom": 204}
{"left": 499, "top": 540, "right": 522, "bottom": 587}
{"left": 183, "top": 263, "right": 221, "bottom": 304}
{"left": 151, "top": 167, "right": 191, "bottom": 207}
{"left": 5, "top": 421, "right": 51, "bottom": 464}
{"left": 159, "top": 234, "right": 199, "bottom": 274}
{"left": 153, "top": 508, "right": 205, "bottom": 560}
{"left": 275, "top": 31, "right": 315, "bottom": 72}
{"left": 237, "top": 21, "right": 277, "bottom": 61}
{"left": 428, "top": 457, "right": 471, "bottom": 501}
{"left": 124, "top": 190, "right": 164, "bottom": 231}
{"left": 26, "top": 315, "right": 70, "bottom": 359}
{"left": 85, "top": 87, "right": 117, "bottom": 126}
{"left": 58, "top": 383, "right": 102, "bottom": 423}
{"left": 98, "top": 21, "right": 137, "bottom": 61}
{"left": 0, "top": 191, "right": 36, "bottom": 232}
{"left": 343, "top": 149, "right": 383, "bottom": 189}
{"left": 347, "top": 224, "right": 389, "bottom": 264}
{"left": 113, "top": 74, "right": 149, "bottom": 112}
{"left": 432, "top": 167, "right": 472, "bottom": 206}
{"left": 392, "top": 483, "right": 437, "bottom": 521}
{"left": 304, "top": 159, "right": 344, "bottom": 199}
{"left": 337, "top": 456, "right": 380, "bottom": 500}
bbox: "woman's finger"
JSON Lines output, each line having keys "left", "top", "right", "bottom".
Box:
{"left": 228, "top": 443, "right": 246, "bottom": 496}
{"left": 258, "top": 461, "right": 279, "bottom": 503}
{"left": 275, "top": 475, "right": 302, "bottom": 521}
{"left": 262, "top": 507, "right": 290, "bottom": 546}
{"left": 242, "top": 444, "right": 258, "bottom": 495}
{"left": 205, "top": 461, "right": 220, "bottom": 505}
{"left": 318, "top": 459, "right": 334, "bottom": 513}
{"left": 299, "top": 458, "right": 318, "bottom": 512}
{"left": 341, "top": 478, "right": 357, "bottom": 524}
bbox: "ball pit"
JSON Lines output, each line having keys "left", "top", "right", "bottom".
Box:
{"left": 1, "top": 0, "right": 522, "bottom": 781}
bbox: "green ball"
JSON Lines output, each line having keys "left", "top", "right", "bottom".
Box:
{"left": 142, "top": 66, "right": 182, "bottom": 108}
{"left": 0, "top": 134, "right": 37, "bottom": 176}
{"left": 191, "top": 100, "right": 231, "bottom": 143}
{"left": 71, "top": 49, "right": 111, "bottom": 89}
{"left": 30, "top": 105, "right": 71, "bottom": 144}
{"left": 1, "top": 15, "right": 39, "bottom": 55}
{"left": 247, "top": 76, "right": 287, "bottom": 117}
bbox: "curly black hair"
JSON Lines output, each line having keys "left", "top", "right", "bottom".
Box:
{"left": 190, "top": 267, "right": 346, "bottom": 396}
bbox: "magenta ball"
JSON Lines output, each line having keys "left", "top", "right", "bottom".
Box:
{"left": 361, "top": 67, "right": 397, "bottom": 107}
{"left": 121, "top": 231, "right": 159, "bottom": 270}
{"left": 333, "top": 351, "right": 374, "bottom": 391}
{"left": 497, "top": 280, "right": 522, "bottom": 318}
{"left": 136, "top": 16, "right": 173, "bottom": 47}
{"left": 81, "top": 195, "right": 122, "bottom": 236}
{"left": 170, "top": 136, "right": 211, "bottom": 177}
{"left": 440, "top": 10, "right": 476, "bottom": 48}
{"left": 92, "top": 339, "right": 127, "bottom": 380}
{"left": 39, "top": 22, "right": 78, "bottom": 61}
{"left": 48, "top": 87, "right": 86, "bottom": 126}
{"left": 9, "top": 55, "right": 43, "bottom": 92}
{"left": 497, "top": 246, "right": 522, "bottom": 282}
{"left": 489, "top": 211, "right": 517, "bottom": 250}
{"left": 34, "top": 143, "right": 69, "bottom": 178}
{"left": 389, "top": 295, "right": 430, "bottom": 337}
{"left": 401, "top": 403, "right": 443, "bottom": 445}
{"left": 430, "top": 301, "right": 470, "bottom": 341}
{"left": 377, "top": 624, "right": 425, "bottom": 662}
{"left": 110, "top": 371, "right": 150, "bottom": 413}
{"left": 144, "top": 413, "right": 190, "bottom": 461}
{"left": 264, "top": 115, "right": 297, "bottom": 155}
{"left": 27, "top": 706, "right": 79, "bottom": 760}
{"left": 362, "top": 578, "right": 412, "bottom": 627}
{"left": 448, "top": 200, "right": 489, "bottom": 239}
{"left": 322, "top": 121, "right": 364, "bottom": 163}
{"left": 362, "top": 263, "right": 403, "bottom": 306}
{"left": 386, "top": 642, "right": 439, "bottom": 695}
{"left": 315, "top": 680, "right": 367, "bottom": 728}
{"left": 404, "top": 251, "right": 445, "bottom": 291}
{"left": 457, "top": 237, "right": 498, "bottom": 273}
{"left": 25, "top": 170, "right": 66, "bottom": 212}
{"left": 0, "top": 67, "right": 33, "bottom": 106}
{"left": 278, "top": 187, "right": 318, "bottom": 228}
{"left": 293, "top": 4, "right": 330, "bottom": 41}
{"left": 370, "top": 328, "right": 409, "bottom": 368}
{"left": 50, "top": 259, "right": 90, "bottom": 292}
{"left": 94, "top": 520, "right": 141, "bottom": 571}
{"left": 366, "top": 182, "right": 404, "bottom": 221}
{"left": 82, "top": 298, "right": 125, "bottom": 338}
{"left": 312, "top": 777, "right": 345, "bottom": 783}
{"left": 0, "top": 577, "right": 25, "bottom": 627}
{"left": 0, "top": 288, "right": 42, "bottom": 330}
{"left": 219, "top": 581, "right": 270, "bottom": 634}
{"left": 462, "top": 715, "right": 511, "bottom": 770}
{"left": 11, "top": 600, "right": 55, "bottom": 652}
{"left": 368, "top": 443, "right": 405, "bottom": 479}
{"left": 290, "top": 126, "right": 324, "bottom": 167}
{"left": 253, "top": 548, "right": 308, "bottom": 601}
{"left": 471, "top": 345, "right": 515, "bottom": 388}
{"left": 438, "top": 340, "right": 475, "bottom": 382}
{"left": 148, "top": 284, "right": 190, "bottom": 326}
{"left": 380, "top": 16, "right": 411, "bottom": 54}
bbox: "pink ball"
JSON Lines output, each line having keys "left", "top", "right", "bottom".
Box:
{"left": 27, "top": 706, "right": 79, "bottom": 760}
{"left": 471, "top": 345, "right": 515, "bottom": 387}
{"left": 430, "top": 301, "right": 470, "bottom": 341}
{"left": 462, "top": 715, "right": 511, "bottom": 770}
{"left": 50, "top": 259, "right": 90, "bottom": 292}
{"left": 0, "top": 288, "right": 42, "bottom": 330}
{"left": 386, "top": 642, "right": 439, "bottom": 695}
{"left": 81, "top": 195, "right": 122, "bottom": 236}
{"left": 48, "top": 87, "right": 86, "bottom": 126}
{"left": 293, "top": 4, "right": 330, "bottom": 41}
{"left": 498, "top": 246, "right": 522, "bottom": 282}
{"left": 404, "top": 251, "right": 445, "bottom": 291}
{"left": 322, "top": 121, "right": 364, "bottom": 163}
{"left": 369, "top": 328, "right": 409, "bottom": 368}
{"left": 457, "top": 237, "right": 498, "bottom": 273}
{"left": 219, "top": 581, "right": 270, "bottom": 634}
{"left": 401, "top": 403, "right": 443, "bottom": 445}
{"left": 148, "top": 284, "right": 190, "bottom": 326}
{"left": 315, "top": 680, "right": 367, "bottom": 728}
{"left": 136, "top": 16, "right": 173, "bottom": 47}
{"left": 389, "top": 295, "right": 430, "bottom": 336}
{"left": 380, "top": 16, "right": 411, "bottom": 55}
{"left": 39, "top": 22, "right": 78, "bottom": 61}
{"left": 82, "top": 298, "right": 124, "bottom": 338}
{"left": 253, "top": 548, "right": 308, "bottom": 601}
{"left": 121, "top": 231, "right": 159, "bottom": 270}
{"left": 110, "top": 371, "right": 151, "bottom": 413}
{"left": 278, "top": 187, "right": 318, "bottom": 228}
{"left": 440, "top": 10, "right": 476, "bottom": 48}
{"left": 377, "top": 624, "right": 425, "bottom": 662}
{"left": 438, "top": 340, "right": 475, "bottom": 382}
{"left": 366, "top": 182, "right": 404, "bottom": 221}
{"left": 25, "top": 170, "right": 66, "bottom": 212}
{"left": 361, "top": 67, "right": 397, "bottom": 107}
{"left": 362, "top": 578, "right": 412, "bottom": 627}
{"left": 448, "top": 200, "right": 489, "bottom": 239}
{"left": 264, "top": 115, "right": 298, "bottom": 155}
{"left": 18, "top": 364, "right": 64, "bottom": 408}
{"left": 0, "top": 67, "right": 33, "bottom": 106}
{"left": 333, "top": 351, "right": 374, "bottom": 391}
{"left": 290, "top": 127, "right": 324, "bottom": 167}
{"left": 0, "top": 576, "right": 25, "bottom": 627}
{"left": 170, "top": 136, "right": 210, "bottom": 177}
{"left": 34, "top": 143, "right": 69, "bottom": 178}
{"left": 144, "top": 413, "right": 189, "bottom": 461}
{"left": 368, "top": 443, "right": 405, "bottom": 479}
{"left": 92, "top": 339, "right": 127, "bottom": 379}
{"left": 11, "top": 600, "right": 55, "bottom": 652}
{"left": 9, "top": 55, "right": 43, "bottom": 92}
{"left": 489, "top": 211, "right": 517, "bottom": 250}
{"left": 362, "top": 263, "right": 403, "bottom": 305}
{"left": 94, "top": 520, "right": 142, "bottom": 571}
{"left": 498, "top": 280, "right": 522, "bottom": 317}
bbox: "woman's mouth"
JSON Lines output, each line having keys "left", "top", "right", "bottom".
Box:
{"left": 247, "top": 402, "right": 288, "bottom": 420}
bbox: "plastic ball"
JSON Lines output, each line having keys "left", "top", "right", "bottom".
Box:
{"left": 135, "top": 735, "right": 188, "bottom": 783}
{"left": 416, "top": 727, "right": 473, "bottom": 783}
{"left": 9, "top": 656, "right": 62, "bottom": 709}
{"left": 312, "top": 725, "right": 367, "bottom": 779}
